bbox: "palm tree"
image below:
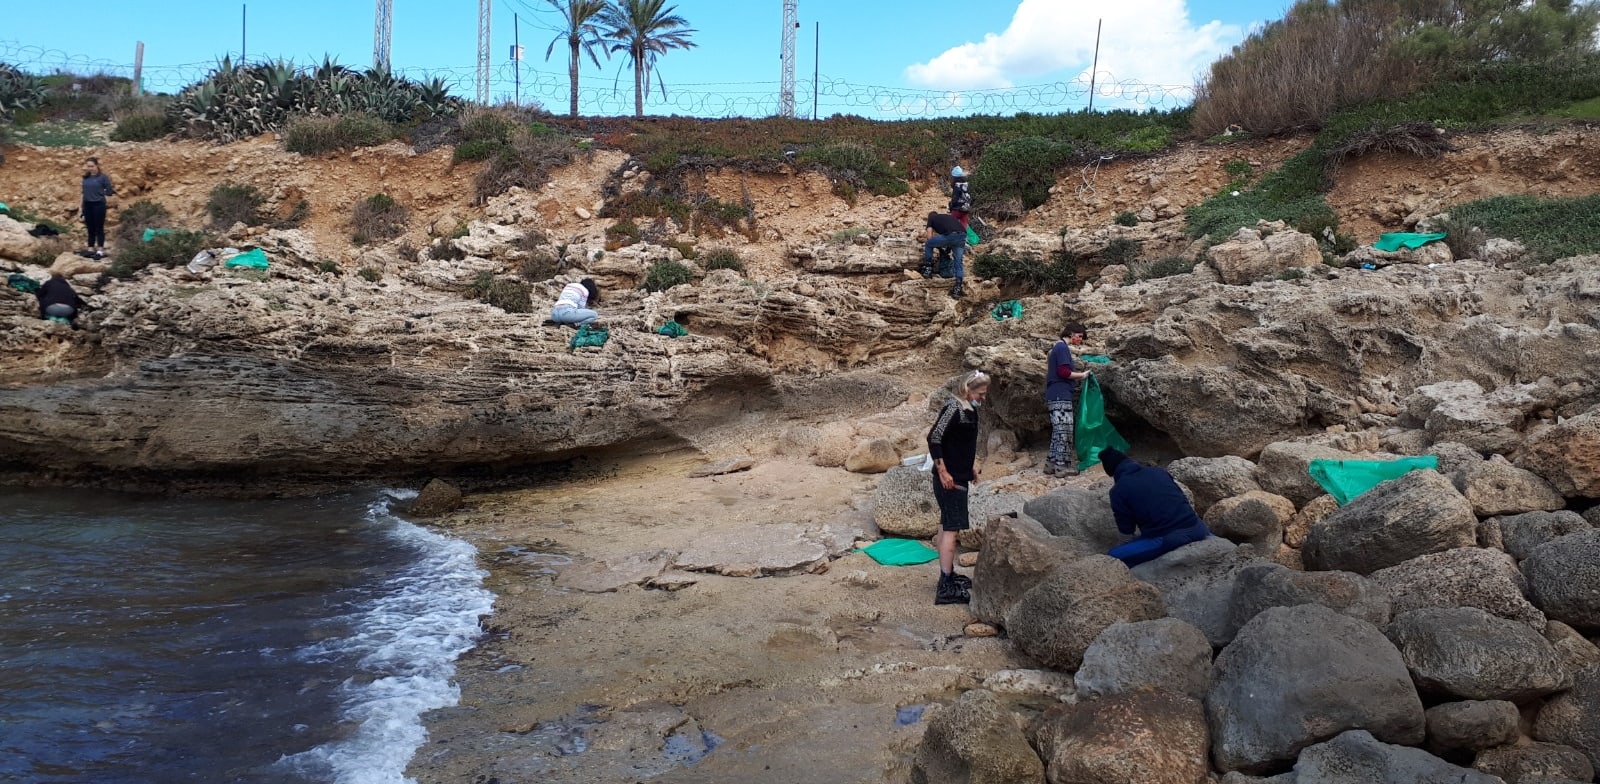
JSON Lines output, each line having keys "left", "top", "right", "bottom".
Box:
{"left": 598, "top": 0, "right": 697, "bottom": 118}
{"left": 543, "top": 0, "right": 609, "bottom": 118}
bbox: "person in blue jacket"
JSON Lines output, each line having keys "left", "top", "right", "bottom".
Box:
{"left": 1101, "top": 448, "right": 1211, "bottom": 566}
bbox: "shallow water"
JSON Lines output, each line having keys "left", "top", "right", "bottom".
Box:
{"left": 0, "top": 488, "right": 492, "bottom": 784}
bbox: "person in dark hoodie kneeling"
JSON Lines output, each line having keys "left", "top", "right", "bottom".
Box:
{"left": 36, "top": 274, "right": 87, "bottom": 327}
{"left": 1100, "top": 448, "right": 1211, "bottom": 567}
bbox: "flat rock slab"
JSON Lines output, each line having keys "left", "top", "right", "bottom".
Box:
{"left": 646, "top": 571, "right": 701, "bottom": 591}
{"left": 675, "top": 523, "right": 843, "bottom": 577}
{"left": 689, "top": 456, "right": 756, "bottom": 478}
{"left": 556, "top": 550, "right": 675, "bottom": 593}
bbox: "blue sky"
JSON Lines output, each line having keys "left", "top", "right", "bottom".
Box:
{"left": 2, "top": 0, "right": 1290, "bottom": 117}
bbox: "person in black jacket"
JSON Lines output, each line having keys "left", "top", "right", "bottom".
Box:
{"left": 36, "top": 274, "right": 87, "bottom": 326}
{"left": 921, "top": 211, "right": 967, "bottom": 299}
{"left": 948, "top": 166, "right": 972, "bottom": 228}
{"left": 1101, "top": 449, "right": 1211, "bottom": 566}
{"left": 926, "top": 369, "right": 989, "bottom": 604}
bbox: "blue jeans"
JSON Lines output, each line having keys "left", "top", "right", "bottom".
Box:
{"left": 551, "top": 306, "right": 598, "bottom": 325}
{"left": 923, "top": 231, "right": 965, "bottom": 281}
{"left": 1108, "top": 524, "right": 1211, "bottom": 567}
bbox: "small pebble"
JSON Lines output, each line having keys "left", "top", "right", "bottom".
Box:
{"left": 964, "top": 622, "right": 999, "bottom": 638}
{"left": 957, "top": 552, "right": 979, "bottom": 567}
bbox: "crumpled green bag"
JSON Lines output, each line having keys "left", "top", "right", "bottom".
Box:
{"left": 990, "top": 300, "right": 1022, "bottom": 321}
{"left": 657, "top": 320, "right": 688, "bottom": 337}
{"left": 861, "top": 538, "right": 939, "bottom": 566}
{"left": 1075, "top": 373, "right": 1129, "bottom": 471}
{"left": 141, "top": 228, "right": 174, "bottom": 242}
{"left": 569, "top": 323, "right": 609, "bottom": 351}
{"left": 966, "top": 225, "right": 981, "bottom": 246}
{"left": 7, "top": 272, "right": 40, "bottom": 294}
{"left": 1080, "top": 354, "right": 1111, "bottom": 365}
{"left": 1373, "top": 232, "right": 1447, "bottom": 252}
{"left": 1309, "top": 456, "right": 1440, "bottom": 505}
{"left": 223, "top": 248, "right": 269, "bottom": 269}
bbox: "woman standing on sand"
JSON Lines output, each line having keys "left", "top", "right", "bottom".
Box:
{"left": 926, "top": 369, "right": 989, "bottom": 605}
{"left": 79, "top": 157, "right": 115, "bottom": 259}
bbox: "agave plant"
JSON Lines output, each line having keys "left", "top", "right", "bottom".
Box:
{"left": 0, "top": 63, "right": 47, "bottom": 120}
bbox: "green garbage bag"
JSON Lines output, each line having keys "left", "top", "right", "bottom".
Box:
{"left": 657, "top": 320, "right": 688, "bottom": 338}
{"left": 7, "top": 272, "right": 40, "bottom": 294}
{"left": 1309, "top": 456, "right": 1440, "bottom": 505}
{"left": 861, "top": 538, "right": 939, "bottom": 566}
{"left": 1080, "top": 354, "right": 1111, "bottom": 365}
{"left": 1075, "top": 373, "right": 1129, "bottom": 471}
{"left": 966, "top": 225, "right": 981, "bottom": 246}
{"left": 1372, "top": 232, "right": 1447, "bottom": 252}
{"left": 0, "top": 202, "right": 9, "bottom": 213}
{"left": 141, "top": 228, "right": 175, "bottom": 242}
{"left": 569, "top": 323, "right": 609, "bottom": 351}
{"left": 990, "top": 300, "right": 1022, "bottom": 321}
{"left": 224, "top": 248, "right": 269, "bottom": 269}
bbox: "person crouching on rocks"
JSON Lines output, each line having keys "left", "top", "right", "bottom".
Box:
{"left": 551, "top": 278, "right": 600, "bottom": 326}
{"left": 1101, "top": 448, "right": 1211, "bottom": 567}
{"left": 920, "top": 211, "right": 967, "bottom": 299}
{"left": 36, "top": 274, "right": 87, "bottom": 327}
{"left": 927, "top": 370, "right": 989, "bottom": 605}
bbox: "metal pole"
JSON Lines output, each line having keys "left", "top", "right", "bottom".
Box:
{"left": 514, "top": 13, "right": 520, "bottom": 105}
{"left": 242, "top": 5, "right": 247, "bottom": 62}
{"left": 1087, "top": 18, "right": 1101, "bottom": 112}
{"left": 812, "top": 21, "right": 819, "bottom": 120}
{"left": 132, "top": 42, "right": 145, "bottom": 97}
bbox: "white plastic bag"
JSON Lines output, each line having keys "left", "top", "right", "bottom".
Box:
{"left": 186, "top": 250, "right": 217, "bottom": 274}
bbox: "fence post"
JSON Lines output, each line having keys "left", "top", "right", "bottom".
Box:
{"left": 132, "top": 42, "right": 145, "bottom": 97}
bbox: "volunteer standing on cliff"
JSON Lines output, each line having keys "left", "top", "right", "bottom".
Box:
{"left": 79, "top": 157, "right": 115, "bottom": 260}
{"left": 1044, "top": 323, "right": 1091, "bottom": 476}
{"left": 926, "top": 370, "right": 989, "bottom": 605}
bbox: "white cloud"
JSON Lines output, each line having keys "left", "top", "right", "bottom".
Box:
{"left": 904, "top": 0, "right": 1244, "bottom": 93}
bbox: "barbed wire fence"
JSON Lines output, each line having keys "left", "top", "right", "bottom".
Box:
{"left": 0, "top": 40, "right": 1195, "bottom": 119}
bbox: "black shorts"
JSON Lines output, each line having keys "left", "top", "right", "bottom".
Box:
{"left": 930, "top": 474, "right": 970, "bottom": 532}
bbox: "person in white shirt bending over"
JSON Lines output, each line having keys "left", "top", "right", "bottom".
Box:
{"left": 552, "top": 278, "right": 600, "bottom": 325}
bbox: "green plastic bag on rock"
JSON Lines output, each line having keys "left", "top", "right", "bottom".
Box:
{"left": 1075, "top": 373, "right": 1129, "bottom": 471}
{"left": 141, "top": 228, "right": 174, "bottom": 242}
{"left": 990, "top": 300, "right": 1022, "bottom": 321}
{"left": 569, "top": 323, "right": 609, "bottom": 351}
{"left": 1308, "top": 456, "right": 1440, "bottom": 505}
{"left": 223, "top": 248, "right": 269, "bottom": 269}
{"left": 657, "top": 320, "right": 688, "bottom": 337}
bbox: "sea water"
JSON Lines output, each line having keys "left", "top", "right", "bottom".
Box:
{"left": 0, "top": 488, "right": 493, "bottom": 784}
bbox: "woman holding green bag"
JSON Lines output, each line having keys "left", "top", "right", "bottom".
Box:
{"left": 1044, "top": 323, "right": 1091, "bottom": 476}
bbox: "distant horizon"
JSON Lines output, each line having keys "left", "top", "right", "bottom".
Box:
{"left": 2, "top": 0, "right": 1289, "bottom": 118}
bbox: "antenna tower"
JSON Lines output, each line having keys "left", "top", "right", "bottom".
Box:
{"left": 477, "top": 0, "right": 492, "bottom": 103}
{"left": 374, "top": 0, "right": 393, "bottom": 71}
{"left": 780, "top": 0, "right": 797, "bottom": 118}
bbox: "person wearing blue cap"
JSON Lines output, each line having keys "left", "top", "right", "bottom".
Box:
{"left": 1100, "top": 448, "right": 1212, "bottom": 566}
{"left": 949, "top": 166, "right": 972, "bottom": 229}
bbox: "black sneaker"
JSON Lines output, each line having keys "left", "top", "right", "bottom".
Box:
{"left": 919, "top": 263, "right": 934, "bottom": 279}
{"left": 950, "top": 573, "right": 972, "bottom": 589}
{"left": 949, "top": 283, "right": 964, "bottom": 299}
{"left": 935, "top": 575, "right": 971, "bottom": 605}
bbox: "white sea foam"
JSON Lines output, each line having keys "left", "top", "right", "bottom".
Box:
{"left": 275, "top": 493, "right": 494, "bottom": 784}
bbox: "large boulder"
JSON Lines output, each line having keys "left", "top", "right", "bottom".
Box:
{"left": 1007, "top": 555, "right": 1166, "bottom": 670}
{"left": 872, "top": 466, "right": 940, "bottom": 539}
{"left": 1407, "top": 380, "right": 1522, "bottom": 455}
{"left": 1206, "top": 227, "right": 1321, "bottom": 286}
{"left": 1227, "top": 563, "right": 1391, "bottom": 638}
{"left": 1523, "top": 530, "right": 1600, "bottom": 632}
{"left": 843, "top": 438, "right": 899, "bottom": 474}
{"left": 1167, "top": 455, "right": 1262, "bottom": 515}
{"left": 1545, "top": 620, "right": 1600, "bottom": 674}
{"left": 1368, "top": 548, "right": 1546, "bottom": 628}
{"left": 1284, "top": 730, "right": 1503, "bottom": 784}
{"left": 1019, "top": 484, "right": 1122, "bottom": 556}
{"left": 1283, "top": 494, "right": 1337, "bottom": 549}
{"left": 1498, "top": 511, "right": 1592, "bottom": 561}
{"left": 1204, "top": 490, "right": 1294, "bottom": 546}
{"left": 1256, "top": 442, "right": 1365, "bottom": 507}
{"left": 1032, "top": 691, "right": 1210, "bottom": 784}
{"left": 1302, "top": 470, "right": 1478, "bottom": 575}
{"left": 407, "top": 478, "right": 463, "bottom": 517}
{"left": 970, "top": 514, "right": 1078, "bottom": 626}
{"left": 0, "top": 214, "right": 40, "bottom": 262}
{"left": 1477, "top": 741, "right": 1596, "bottom": 783}
{"left": 1424, "top": 700, "right": 1521, "bottom": 754}
{"left": 1457, "top": 456, "right": 1568, "bottom": 517}
{"left": 1519, "top": 408, "right": 1600, "bottom": 498}
{"left": 1074, "top": 618, "right": 1214, "bottom": 702}
{"left": 910, "top": 689, "right": 1046, "bottom": 784}
{"left": 1132, "top": 536, "right": 1262, "bottom": 646}
{"left": 1386, "top": 607, "right": 1571, "bottom": 701}
{"left": 1535, "top": 665, "right": 1600, "bottom": 772}
{"left": 1208, "top": 605, "right": 1424, "bottom": 774}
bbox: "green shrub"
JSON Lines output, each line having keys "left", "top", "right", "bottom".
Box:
{"left": 1277, "top": 268, "right": 1307, "bottom": 280}
{"left": 971, "top": 137, "right": 1082, "bottom": 219}
{"left": 110, "top": 111, "right": 173, "bottom": 142}
{"left": 1126, "top": 256, "right": 1197, "bottom": 281}
{"left": 518, "top": 249, "right": 559, "bottom": 281}
{"left": 641, "top": 259, "right": 694, "bottom": 292}
{"left": 699, "top": 247, "right": 745, "bottom": 273}
{"left": 429, "top": 237, "right": 466, "bottom": 261}
{"left": 1443, "top": 193, "right": 1600, "bottom": 263}
{"left": 109, "top": 230, "right": 212, "bottom": 279}
{"left": 829, "top": 227, "right": 871, "bottom": 244}
{"left": 318, "top": 259, "right": 340, "bottom": 273}
{"left": 1102, "top": 237, "right": 1142, "bottom": 265}
{"left": 474, "top": 126, "right": 581, "bottom": 201}
{"left": 206, "top": 183, "right": 264, "bottom": 229}
{"left": 114, "top": 199, "right": 170, "bottom": 245}
{"left": 457, "top": 108, "right": 520, "bottom": 142}
{"left": 1113, "top": 211, "right": 1138, "bottom": 227}
{"left": 606, "top": 217, "right": 641, "bottom": 246}
{"left": 357, "top": 267, "right": 382, "bottom": 282}
{"left": 466, "top": 271, "right": 533, "bottom": 312}
{"left": 798, "top": 141, "right": 908, "bottom": 201}
{"left": 350, "top": 193, "right": 408, "bottom": 244}
{"left": 0, "top": 64, "right": 47, "bottom": 121}
{"left": 452, "top": 138, "right": 504, "bottom": 163}
{"left": 971, "top": 251, "right": 1076, "bottom": 294}
{"left": 284, "top": 113, "right": 393, "bottom": 155}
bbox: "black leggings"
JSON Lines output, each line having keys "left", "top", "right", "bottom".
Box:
{"left": 83, "top": 200, "right": 107, "bottom": 247}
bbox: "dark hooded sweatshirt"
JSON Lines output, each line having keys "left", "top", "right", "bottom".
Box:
{"left": 36, "top": 275, "right": 85, "bottom": 317}
{"left": 1108, "top": 459, "right": 1206, "bottom": 539}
